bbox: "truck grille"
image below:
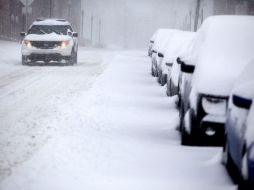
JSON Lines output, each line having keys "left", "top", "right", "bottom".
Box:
{"left": 31, "top": 41, "right": 61, "bottom": 49}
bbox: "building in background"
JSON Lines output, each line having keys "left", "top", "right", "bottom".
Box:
{"left": 1, "top": 0, "right": 254, "bottom": 48}
{"left": 0, "top": 0, "right": 81, "bottom": 41}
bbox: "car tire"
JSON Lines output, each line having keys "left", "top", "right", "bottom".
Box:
{"left": 241, "top": 152, "right": 248, "bottom": 181}
{"left": 73, "top": 51, "right": 78, "bottom": 64}
{"left": 67, "top": 50, "right": 75, "bottom": 66}
{"left": 225, "top": 141, "right": 240, "bottom": 184}
{"left": 161, "top": 74, "right": 167, "bottom": 86}
{"left": 238, "top": 151, "right": 250, "bottom": 189}
{"left": 151, "top": 64, "right": 155, "bottom": 77}
{"left": 181, "top": 110, "right": 193, "bottom": 146}
{"left": 181, "top": 124, "right": 190, "bottom": 146}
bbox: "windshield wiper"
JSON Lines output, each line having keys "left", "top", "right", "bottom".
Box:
{"left": 50, "top": 29, "right": 62, "bottom": 35}
{"left": 38, "top": 29, "right": 46, "bottom": 34}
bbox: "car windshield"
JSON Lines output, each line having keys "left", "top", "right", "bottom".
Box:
{"left": 28, "top": 25, "right": 73, "bottom": 35}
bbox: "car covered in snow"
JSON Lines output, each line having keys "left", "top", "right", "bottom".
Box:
{"left": 223, "top": 62, "right": 254, "bottom": 189}
{"left": 179, "top": 16, "right": 254, "bottom": 145}
{"left": 164, "top": 31, "right": 195, "bottom": 94}
{"left": 20, "top": 18, "right": 78, "bottom": 66}
{"left": 150, "top": 29, "right": 177, "bottom": 77}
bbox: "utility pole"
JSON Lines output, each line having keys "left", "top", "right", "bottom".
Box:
{"left": 81, "top": 10, "right": 84, "bottom": 41}
{"left": 98, "top": 19, "right": 101, "bottom": 46}
{"left": 90, "top": 15, "right": 93, "bottom": 44}
{"left": 49, "top": 0, "right": 52, "bottom": 18}
{"left": 194, "top": 0, "right": 201, "bottom": 31}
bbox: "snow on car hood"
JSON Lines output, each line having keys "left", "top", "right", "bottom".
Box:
{"left": 25, "top": 33, "right": 71, "bottom": 41}
{"left": 192, "top": 16, "right": 254, "bottom": 96}
{"left": 152, "top": 29, "right": 179, "bottom": 52}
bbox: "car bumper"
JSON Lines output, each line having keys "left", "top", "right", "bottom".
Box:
{"left": 21, "top": 44, "right": 72, "bottom": 57}
{"left": 199, "top": 115, "right": 226, "bottom": 144}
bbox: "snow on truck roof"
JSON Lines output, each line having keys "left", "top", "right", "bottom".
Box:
{"left": 191, "top": 15, "right": 254, "bottom": 96}
{"left": 32, "top": 19, "right": 71, "bottom": 26}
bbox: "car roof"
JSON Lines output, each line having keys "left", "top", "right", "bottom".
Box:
{"left": 32, "top": 19, "right": 71, "bottom": 26}
{"left": 191, "top": 15, "right": 254, "bottom": 96}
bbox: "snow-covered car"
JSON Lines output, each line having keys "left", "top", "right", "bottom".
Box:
{"left": 179, "top": 16, "right": 254, "bottom": 145}
{"left": 150, "top": 29, "right": 176, "bottom": 77}
{"left": 164, "top": 31, "right": 195, "bottom": 94}
{"left": 155, "top": 29, "right": 181, "bottom": 85}
{"left": 223, "top": 62, "right": 254, "bottom": 189}
{"left": 148, "top": 39, "right": 154, "bottom": 57}
{"left": 20, "top": 18, "right": 78, "bottom": 66}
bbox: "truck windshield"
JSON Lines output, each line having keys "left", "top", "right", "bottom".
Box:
{"left": 28, "top": 25, "right": 73, "bottom": 35}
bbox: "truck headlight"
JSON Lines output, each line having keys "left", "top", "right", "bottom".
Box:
{"left": 202, "top": 96, "right": 227, "bottom": 115}
{"left": 24, "top": 40, "right": 32, "bottom": 47}
{"left": 60, "top": 40, "right": 70, "bottom": 48}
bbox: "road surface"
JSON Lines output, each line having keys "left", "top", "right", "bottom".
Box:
{"left": 0, "top": 41, "right": 235, "bottom": 190}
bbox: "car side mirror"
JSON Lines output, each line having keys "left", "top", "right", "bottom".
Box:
{"left": 177, "top": 57, "right": 183, "bottom": 65}
{"left": 72, "top": 32, "right": 78, "bottom": 37}
{"left": 158, "top": 52, "right": 164, "bottom": 58}
{"left": 232, "top": 94, "right": 252, "bottom": 109}
{"left": 20, "top": 32, "right": 26, "bottom": 37}
{"left": 165, "top": 62, "right": 173, "bottom": 67}
{"left": 180, "top": 61, "right": 195, "bottom": 73}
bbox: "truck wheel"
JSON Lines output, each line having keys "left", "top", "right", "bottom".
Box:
{"left": 74, "top": 52, "right": 77, "bottom": 64}
{"left": 22, "top": 55, "right": 27, "bottom": 65}
{"left": 68, "top": 51, "right": 75, "bottom": 66}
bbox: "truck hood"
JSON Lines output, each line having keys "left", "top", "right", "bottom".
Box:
{"left": 25, "top": 33, "right": 71, "bottom": 41}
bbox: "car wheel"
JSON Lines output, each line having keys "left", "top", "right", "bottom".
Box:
{"left": 73, "top": 51, "right": 78, "bottom": 64}
{"left": 181, "top": 123, "right": 190, "bottom": 145}
{"left": 161, "top": 74, "right": 167, "bottom": 86}
{"left": 225, "top": 141, "right": 240, "bottom": 184}
{"left": 68, "top": 51, "right": 75, "bottom": 66}
{"left": 241, "top": 152, "right": 248, "bottom": 181}
{"left": 166, "top": 79, "right": 170, "bottom": 96}
{"left": 181, "top": 110, "right": 192, "bottom": 146}
{"left": 151, "top": 63, "right": 155, "bottom": 77}
{"left": 222, "top": 137, "right": 228, "bottom": 165}
{"left": 238, "top": 152, "right": 251, "bottom": 190}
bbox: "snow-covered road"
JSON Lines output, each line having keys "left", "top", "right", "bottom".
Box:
{"left": 0, "top": 41, "right": 235, "bottom": 190}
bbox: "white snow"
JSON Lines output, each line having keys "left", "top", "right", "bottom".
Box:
{"left": 32, "top": 19, "right": 70, "bottom": 26}
{"left": 166, "top": 31, "right": 195, "bottom": 84}
{"left": 192, "top": 15, "right": 254, "bottom": 96}
{"left": 0, "top": 41, "right": 235, "bottom": 190}
{"left": 152, "top": 29, "right": 178, "bottom": 52}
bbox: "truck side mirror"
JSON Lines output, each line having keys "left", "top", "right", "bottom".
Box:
{"left": 72, "top": 32, "right": 78, "bottom": 37}
{"left": 20, "top": 32, "right": 26, "bottom": 37}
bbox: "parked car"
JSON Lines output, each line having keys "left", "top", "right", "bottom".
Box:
{"left": 156, "top": 30, "right": 183, "bottom": 85}
{"left": 165, "top": 32, "right": 195, "bottom": 95}
{"left": 178, "top": 16, "right": 254, "bottom": 145}
{"left": 20, "top": 18, "right": 78, "bottom": 66}
{"left": 223, "top": 61, "right": 254, "bottom": 189}
{"left": 150, "top": 29, "right": 177, "bottom": 77}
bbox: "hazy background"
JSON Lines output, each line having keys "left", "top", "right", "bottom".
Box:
{"left": 1, "top": 0, "right": 254, "bottom": 49}
{"left": 82, "top": 0, "right": 196, "bottom": 49}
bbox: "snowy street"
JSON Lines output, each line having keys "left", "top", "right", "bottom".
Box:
{"left": 0, "top": 41, "right": 235, "bottom": 190}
